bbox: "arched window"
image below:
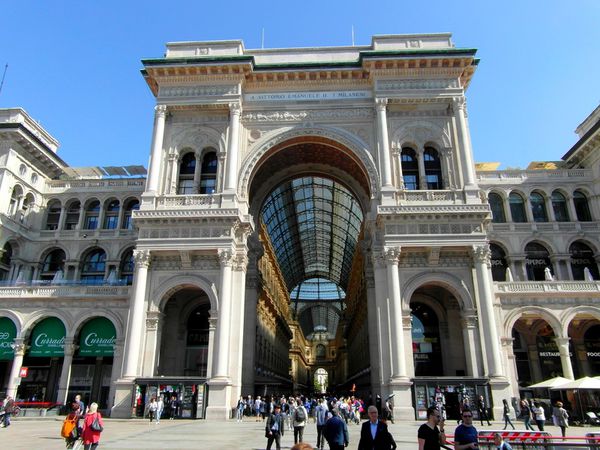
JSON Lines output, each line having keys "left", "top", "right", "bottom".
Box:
{"left": 530, "top": 192, "right": 548, "bottom": 222}
{"left": 121, "top": 198, "right": 139, "bottom": 229}
{"left": 120, "top": 248, "right": 135, "bottom": 285}
{"left": 569, "top": 241, "right": 599, "bottom": 280}
{"left": 551, "top": 191, "right": 570, "bottom": 222}
{"left": 401, "top": 147, "right": 419, "bottom": 190}
{"left": 509, "top": 192, "right": 527, "bottom": 222}
{"left": 490, "top": 243, "right": 508, "bottom": 281}
{"left": 81, "top": 248, "right": 106, "bottom": 284}
{"left": 84, "top": 200, "right": 100, "bottom": 230}
{"left": 64, "top": 200, "right": 81, "bottom": 230}
{"left": 199, "top": 151, "right": 218, "bottom": 194}
{"left": 40, "top": 248, "right": 66, "bottom": 281}
{"left": 573, "top": 190, "right": 592, "bottom": 222}
{"left": 45, "top": 200, "right": 62, "bottom": 230}
{"left": 525, "top": 242, "right": 552, "bottom": 281}
{"left": 21, "top": 193, "right": 35, "bottom": 223}
{"left": 178, "top": 152, "right": 196, "bottom": 194}
{"left": 103, "top": 199, "right": 120, "bottom": 229}
{"left": 316, "top": 344, "right": 327, "bottom": 359}
{"left": 488, "top": 193, "right": 506, "bottom": 223}
{"left": 423, "top": 147, "right": 443, "bottom": 189}
{"left": 8, "top": 186, "right": 22, "bottom": 216}
{"left": 0, "top": 242, "right": 13, "bottom": 281}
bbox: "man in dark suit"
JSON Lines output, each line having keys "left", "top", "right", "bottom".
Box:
{"left": 358, "top": 405, "right": 396, "bottom": 450}
{"left": 324, "top": 408, "right": 349, "bottom": 450}
{"left": 265, "top": 404, "right": 285, "bottom": 450}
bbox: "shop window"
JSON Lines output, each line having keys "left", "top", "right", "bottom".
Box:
{"left": 530, "top": 192, "right": 548, "bottom": 222}
{"left": 574, "top": 190, "right": 592, "bottom": 222}
{"left": 199, "top": 151, "right": 217, "bottom": 194}
{"left": 178, "top": 152, "right": 196, "bottom": 194}
{"left": 488, "top": 193, "right": 506, "bottom": 223}
{"left": 81, "top": 249, "right": 106, "bottom": 284}
{"left": 401, "top": 147, "right": 419, "bottom": 190}
{"left": 509, "top": 192, "right": 527, "bottom": 223}
{"left": 45, "top": 200, "right": 62, "bottom": 230}
{"left": 410, "top": 303, "right": 443, "bottom": 376}
{"left": 551, "top": 191, "right": 570, "bottom": 222}
{"left": 83, "top": 200, "right": 100, "bottom": 230}
{"left": 569, "top": 241, "right": 599, "bottom": 280}
{"left": 103, "top": 199, "right": 120, "bottom": 229}
{"left": 40, "top": 249, "right": 66, "bottom": 281}
{"left": 423, "top": 147, "right": 442, "bottom": 189}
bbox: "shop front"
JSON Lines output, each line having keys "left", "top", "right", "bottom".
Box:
{"left": 413, "top": 378, "right": 491, "bottom": 421}
{"left": 18, "top": 317, "right": 65, "bottom": 402}
{"left": 0, "top": 317, "right": 17, "bottom": 394}
{"left": 68, "top": 317, "right": 115, "bottom": 408}
{"left": 133, "top": 377, "right": 208, "bottom": 419}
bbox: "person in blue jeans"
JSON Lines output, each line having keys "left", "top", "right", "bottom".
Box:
{"left": 519, "top": 399, "right": 535, "bottom": 431}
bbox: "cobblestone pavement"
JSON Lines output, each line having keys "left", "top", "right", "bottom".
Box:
{"left": 3, "top": 417, "right": 599, "bottom": 450}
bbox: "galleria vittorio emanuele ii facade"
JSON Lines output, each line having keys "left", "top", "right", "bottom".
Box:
{"left": 1, "top": 33, "right": 599, "bottom": 420}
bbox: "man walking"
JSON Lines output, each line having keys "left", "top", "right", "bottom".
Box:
{"left": 324, "top": 408, "right": 349, "bottom": 450}
{"left": 477, "top": 395, "right": 491, "bottom": 426}
{"left": 315, "top": 398, "right": 329, "bottom": 450}
{"left": 292, "top": 398, "right": 308, "bottom": 444}
{"left": 358, "top": 405, "right": 396, "bottom": 450}
{"left": 265, "top": 404, "right": 285, "bottom": 450}
{"left": 418, "top": 406, "right": 447, "bottom": 450}
{"left": 454, "top": 410, "right": 478, "bottom": 450}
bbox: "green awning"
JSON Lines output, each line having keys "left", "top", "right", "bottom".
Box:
{"left": 0, "top": 317, "right": 17, "bottom": 360}
{"left": 29, "top": 317, "right": 65, "bottom": 357}
{"left": 79, "top": 317, "right": 116, "bottom": 356}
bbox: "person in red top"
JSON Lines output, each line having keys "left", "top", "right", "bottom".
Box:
{"left": 81, "top": 402, "right": 104, "bottom": 450}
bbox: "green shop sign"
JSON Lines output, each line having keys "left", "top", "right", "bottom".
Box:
{"left": 79, "top": 317, "right": 116, "bottom": 356}
{"left": 0, "top": 317, "right": 17, "bottom": 360}
{"left": 29, "top": 317, "right": 65, "bottom": 357}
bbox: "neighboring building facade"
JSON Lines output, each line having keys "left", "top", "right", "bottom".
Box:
{"left": 0, "top": 34, "right": 598, "bottom": 420}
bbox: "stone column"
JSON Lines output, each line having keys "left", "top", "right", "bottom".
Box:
{"left": 555, "top": 337, "right": 575, "bottom": 380}
{"left": 375, "top": 98, "right": 393, "bottom": 188}
{"left": 206, "top": 314, "right": 217, "bottom": 379}
{"left": 56, "top": 338, "right": 76, "bottom": 405}
{"left": 472, "top": 245, "right": 503, "bottom": 377}
{"left": 453, "top": 97, "right": 476, "bottom": 187}
{"left": 6, "top": 339, "right": 26, "bottom": 398}
{"left": 417, "top": 148, "right": 427, "bottom": 189}
{"left": 146, "top": 105, "right": 168, "bottom": 194}
{"left": 168, "top": 151, "right": 179, "bottom": 194}
{"left": 213, "top": 249, "right": 234, "bottom": 379}
{"left": 142, "top": 311, "right": 162, "bottom": 376}
{"left": 391, "top": 145, "right": 405, "bottom": 189}
{"left": 461, "top": 313, "right": 481, "bottom": 377}
{"left": 224, "top": 103, "right": 242, "bottom": 191}
{"left": 384, "top": 247, "right": 407, "bottom": 380}
{"left": 502, "top": 337, "right": 521, "bottom": 398}
{"left": 122, "top": 249, "right": 151, "bottom": 378}
{"left": 106, "top": 338, "right": 124, "bottom": 411}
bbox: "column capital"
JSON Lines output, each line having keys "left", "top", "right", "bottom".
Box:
{"left": 154, "top": 104, "right": 168, "bottom": 117}
{"left": 218, "top": 249, "right": 234, "bottom": 267}
{"left": 472, "top": 245, "right": 491, "bottom": 267}
{"left": 233, "top": 252, "right": 249, "bottom": 271}
{"left": 229, "top": 102, "right": 242, "bottom": 116}
{"left": 375, "top": 97, "right": 388, "bottom": 111}
{"left": 133, "top": 249, "right": 151, "bottom": 269}
{"left": 11, "top": 338, "right": 27, "bottom": 356}
{"left": 453, "top": 96, "right": 467, "bottom": 112}
{"left": 383, "top": 246, "right": 401, "bottom": 264}
{"left": 554, "top": 336, "right": 571, "bottom": 347}
{"left": 145, "top": 311, "right": 163, "bottom": 331}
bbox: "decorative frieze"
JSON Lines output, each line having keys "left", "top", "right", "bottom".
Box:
{"left": 242, "top": 108, "right": 373, "bottom": 123}
{"left": 377, "top": 79, "right": 460, "bottom": 91}
{"left": 159, "top": 85, "right": 239, "bottom": 98}
{"left": 138, "top": 226, "right": 232, "bottom": 240}
{"left": 384, "top": 222, "right": 483, "bottom": 235}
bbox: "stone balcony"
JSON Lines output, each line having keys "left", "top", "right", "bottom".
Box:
{"left": 0, "top": 282, "right": 131, "bottom": 299}
{"left": 495, "top": 281, "right": 600, "bottom": 306}
{"left": 477, "top": 168, "right": 592, "bottom": 184}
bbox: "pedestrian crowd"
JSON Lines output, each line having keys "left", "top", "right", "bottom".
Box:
{"left": 60, "top": 393, "right": 104, "bottom": 450}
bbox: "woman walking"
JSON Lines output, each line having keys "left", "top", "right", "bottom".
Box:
{"left": 519, "top": 399, "right": 535, "bottom": 431}
{"left": 552, "top": 401, "right": 569, "bottom": 437}
{"left": 502, "top": 399, "right": 515, "bottom": 430}
{"left": 531, "top": 401, "right": 546, "bottom": 431}
{"left": 81, "top": 402, "right": 104, "bottom": 450}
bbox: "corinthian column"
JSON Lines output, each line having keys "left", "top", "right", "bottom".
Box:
{"left": 122, "top": 249, "right": 151, "bottom": 378}
{"left": 224, "top": 102, "right": 242, "bottom": 192}
{"left": 384, "top": 247, "right": 407, "bottom": 379}
{"left": 375, "top": 98, "right": 393, "bottom": 188}
{"left": 472, "top": 245, "right": 503, "bottom": 377}
{"left": 453, "top": 97, "right": 476, "bottom": 187}
{"left": 212, "top": 249, "right": 234, "bottom": 379}
{"left": 7, "top": 339, "right": 26, "bottom": 398}
{"left": 56, "top": 338, "right": 76, "bottom": 405}
{"left": 146, "top": 105, "right": 168, "bottom": 194}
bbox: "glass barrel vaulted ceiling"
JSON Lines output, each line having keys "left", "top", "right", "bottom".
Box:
{"left": 260, "top": 176, "right": 364, "bottom": 340}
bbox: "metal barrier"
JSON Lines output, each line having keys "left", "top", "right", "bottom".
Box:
{"left": 477, "top": 430, "right": 600, "bottom": 450}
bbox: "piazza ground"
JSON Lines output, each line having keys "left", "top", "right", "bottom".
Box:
{"left": 3, "top": 417, "right": 600, "bottom": 450}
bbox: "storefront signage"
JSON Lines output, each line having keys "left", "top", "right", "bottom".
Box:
{"left": 29, "top": 317, "right": 65, "bottom": 357}
{"left": 19, "top": 367, "right": 28, "bottom": 377}
{"left": 0, "top": 317, "right": 17, "bottom": 360}
{"left": 79, "top": 317, "right": 116, "bottom": 356}
{"left": 244, "top": 90, "right": 372, "bottom": 102}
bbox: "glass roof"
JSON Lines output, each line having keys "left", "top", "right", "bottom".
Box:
{"left": 261, "top": 176, "right": 363, "bottom": 340}
{"left": 261, "top": 176, "right": 363, "bottom": 293}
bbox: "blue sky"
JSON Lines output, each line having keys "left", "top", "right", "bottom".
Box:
{"left": 1, "top": 0, "right": 598, "bottom": 170}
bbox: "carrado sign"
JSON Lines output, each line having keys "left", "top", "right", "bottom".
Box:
{"left": 79, "top": 318, "right": 116, "bottom": 356}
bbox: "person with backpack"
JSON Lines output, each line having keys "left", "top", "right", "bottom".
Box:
{"left": 81, "top": 402, "right": 104, "bottom": 450}
{"left": 315, "top": 398, "right": 330, "bottom": 450}
{"left": 61, "top": 403, "right": 81, "bottom": 449}
{"left": 292, "top": 398, "right": 308, "bottom": 444}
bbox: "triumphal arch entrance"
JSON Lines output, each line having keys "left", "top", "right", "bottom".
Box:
{"left": 111, "top": 34, "right": 511, "bottom": 420}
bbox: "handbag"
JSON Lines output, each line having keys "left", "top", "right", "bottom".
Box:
{"left": 90, "top": 415, "right": 103, "bottom": 432}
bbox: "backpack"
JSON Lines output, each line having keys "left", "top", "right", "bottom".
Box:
{"left": 295, "top": 407, "right": 306, "bottom": 422}
{"left": 61, "top": 416, "right": 78, "bottom": 439}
